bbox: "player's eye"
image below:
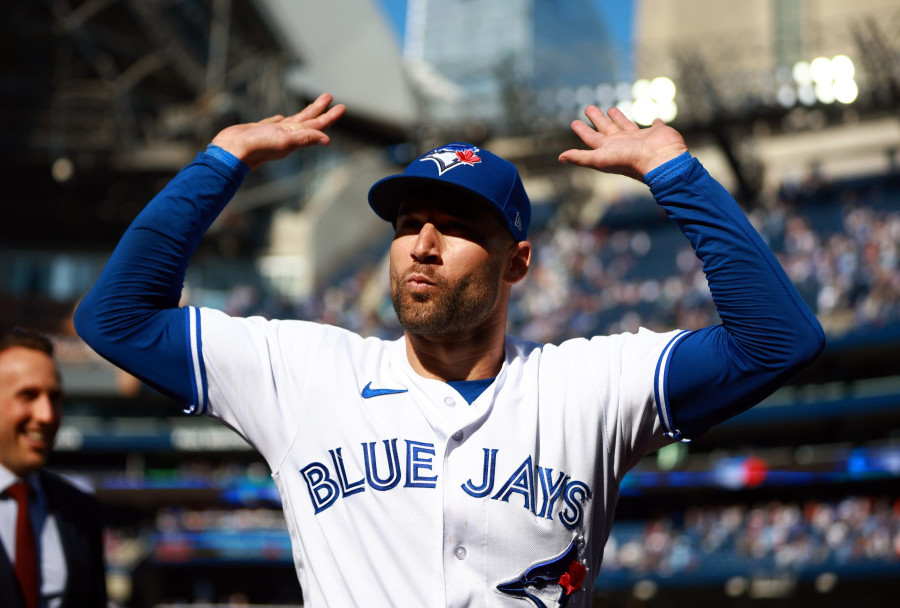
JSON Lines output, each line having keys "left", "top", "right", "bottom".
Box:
{"left": 442, "top": 221, "right": 470, "bottom": 234}
{"left": 394, "top": 218, "right": 422, "bottom": 236}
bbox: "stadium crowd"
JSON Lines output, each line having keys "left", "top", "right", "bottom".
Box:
{"left": 206, "top": 172, "right": 900, "bottom": 345}
{"left": 602, "top": 495, "right": 900, "bottom": 577}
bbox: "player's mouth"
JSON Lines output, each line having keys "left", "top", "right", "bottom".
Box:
{"left": 406, "top": 272, "right": 437, "bottom": 291}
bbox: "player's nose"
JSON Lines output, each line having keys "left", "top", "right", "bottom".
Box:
{"left": 411, "top": 222, "right": 441, "bottom": 263}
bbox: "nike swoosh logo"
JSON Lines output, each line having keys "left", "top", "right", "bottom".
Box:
{"left": 361, "top": 381, "right": 408, "bottom": 399}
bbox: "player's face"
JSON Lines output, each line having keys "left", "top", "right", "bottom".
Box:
{"left": 390, "top": 193, "right": 517, "bottom": 335}
{"left": 0, "top": 347, "right": 62, "bottom": 477}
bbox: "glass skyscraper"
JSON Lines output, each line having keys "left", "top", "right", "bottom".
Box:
{"left": 404, "top": 0, "right": 618, "bottom": 131}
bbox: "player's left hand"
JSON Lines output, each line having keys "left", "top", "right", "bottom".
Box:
{"left": 211, "top": 93, "right": 346, "bottom": 170}
{"left": 558, "top": 106, "right": 688, "bottom": 181}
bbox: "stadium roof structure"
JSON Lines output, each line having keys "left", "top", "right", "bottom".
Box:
{"left": 1, "top": 0, "right": 418, "bottom": 245}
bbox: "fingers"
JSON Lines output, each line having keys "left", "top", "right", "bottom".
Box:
{"left": 557, "top": 149, "right": 596, "bottom": 166}
{"left": 569, "top": 119, "right": 604, "bottom": 148}
{"left": 606, "top": 107, "right": 639, "bottom": 131}
{"left": 305, "top": 103, "right": 346, "bottom": 131}
{"left": 583, "top": 106, "right": 614, "bottom": 134}
{"left": 291, "top": 129, "right": 331, "bottom": 148}
{"left": 287, "top": 93, "right": 335, "bottom": 123}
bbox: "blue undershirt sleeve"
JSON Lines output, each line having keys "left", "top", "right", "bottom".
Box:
{"left": 74, "top": 147, "right": 249, "bottom": 405}
{"left": 644, "top": 153, "right": 825, "bottom": 440}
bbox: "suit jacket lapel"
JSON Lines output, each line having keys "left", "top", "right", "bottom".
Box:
{"left": 39, "top": 472, "right": 78, "bottom": 608}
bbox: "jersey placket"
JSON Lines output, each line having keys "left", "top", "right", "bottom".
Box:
{"left": 440, "top": 386, "right": 490, "bottom": 606}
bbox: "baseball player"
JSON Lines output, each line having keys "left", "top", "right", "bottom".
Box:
{"left": 74, "top": 93, "right": 824, "bottom": 607}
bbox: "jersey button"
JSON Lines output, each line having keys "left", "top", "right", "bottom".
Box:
{"left": 444, "top": 396, "right": 456, "bottom": 407}
{"left": 452, "top": 431, "right": 463, "bottom": 441}
{"left": 454, "top": 546, "right": 467, "bottom": 560}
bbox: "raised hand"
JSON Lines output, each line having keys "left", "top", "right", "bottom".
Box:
{"left": 558, "top": 106, "right": 688, "bottom": 181}
{"left": 211, "top": 93, "right": 346, "bottom": 170}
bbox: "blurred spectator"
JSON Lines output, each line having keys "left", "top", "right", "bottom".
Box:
{"left": 599, "top": 495, "right": 900, "bottom": 578}
{"left": 0, "top": 328, "right": 108, "bottom": 607}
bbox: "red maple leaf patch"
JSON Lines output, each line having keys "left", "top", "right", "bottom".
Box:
{"left": 455, "top": 149, "right": 481, "bottom": 164}
{"left": 558, "top": 559, "right": 586, "bottom": 595}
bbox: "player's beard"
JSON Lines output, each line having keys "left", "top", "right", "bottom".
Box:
{"left": 390, "top": 262, "right": 502, "bottom": 335}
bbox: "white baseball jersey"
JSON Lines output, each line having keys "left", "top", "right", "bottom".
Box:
{"left": 184, "top": 306, "right": 685, "bottom": 607}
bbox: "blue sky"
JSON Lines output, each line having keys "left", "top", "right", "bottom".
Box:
{"left": 376, "top": 0, "right": 634, "bottom": 62}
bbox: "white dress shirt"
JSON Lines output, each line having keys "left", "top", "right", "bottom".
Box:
{"left": 0, "top": 464, "right": 67, "bottom": 608}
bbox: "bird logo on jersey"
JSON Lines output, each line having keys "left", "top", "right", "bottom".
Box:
{"left": 496, "top": 539, "right": 588, "bottom": 608}
{"left": 419, "top": 144, "right": 482, "bottom": 175}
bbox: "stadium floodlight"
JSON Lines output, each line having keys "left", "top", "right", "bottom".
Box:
{"left": 786, "top": 55, "right": 857, "bottom": 108}
{"left": 615, "top": 99, "right": 634, "bottom": 121}
{"left": 815, "top": 81, "right": 836, "bottom": 104}
{"left": 52, "top": 157, "right": 74, "bottom": 183}
{"left": 631, "top": 97, "right": 658, "bottom": 126}
{"left": 833, "top": 78, "right": 859, "bottom": 104}
{"left": 831, "top": 55, "right": 855, "bottom": 80}
{"left": 649, "top": 76, "right": 676, "bottom": 103}
{"left": 632, "top": 78, "right": 652, "bottom": 100}
{"left": 792, "top": 61, "right": 813, "bottom": 86}
{"left": 657, "top": 99, "right": 678, "bottom": 123}
{"left": 776, "top": 84, "right": 797, "bottom": 108}
{"left": 809, "top": 57, "right": 834, "bottom": 84}
{"left": 797, "top": 84, "right": 817, "bottom": 106}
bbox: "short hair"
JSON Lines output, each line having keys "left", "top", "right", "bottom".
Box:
{"left": 0, "top": 327, "right": 55, "bottom": 357}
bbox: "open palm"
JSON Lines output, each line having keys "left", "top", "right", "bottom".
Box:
{"left": 559, "top": 106, "right": 688, "bottom": 181}
{"left": 211, "top": 93, "right": 346, "bottom": 170}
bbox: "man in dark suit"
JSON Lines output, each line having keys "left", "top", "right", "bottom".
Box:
{"left": 0, "top": 328, "right": 107, "bottom": 608}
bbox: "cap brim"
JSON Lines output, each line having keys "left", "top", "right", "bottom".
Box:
{"left": 368, "top": 175, "right": 509, "bottom": 230}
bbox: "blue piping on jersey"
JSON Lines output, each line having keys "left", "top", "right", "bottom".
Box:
{"left": 184, "top": 306, "right": 208, "bottom": 415}
{"left": 653, "top": 330, "right": 692, "bottom": 443}
{"left": 183, "top": 308, "right": 197, "bottom": 414}
{"left": 196, "top": 308, "right": 208, "bottom": 412}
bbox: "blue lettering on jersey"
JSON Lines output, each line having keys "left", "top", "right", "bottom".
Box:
{"left": 300, "top": 462, "right": 340, "bottom": 514}
{"left": 559, "top": 481, "right": 591, "bottom": 530}
{"left": 536, "top": 468, "right": 569, "bottom": 520}
{"left": 404, "top": 440, "right": 438, "bottom": 488}
{"left": 299, "top": 440, "right": 592, "bottom": 526}
{"left": 363, "top": 438, "right": 402, "bottom": 491}
{"left": 329, "top": 447, "right": 365, "bottom": 498}
{"left": 492, "top": 455, "right": 537, "bottom": 514}
{"left": 462, "top": 448, "right": 498, "bottom": 497}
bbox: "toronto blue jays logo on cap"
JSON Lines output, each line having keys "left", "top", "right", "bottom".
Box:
{"left": 419, "top": 143, "right": 482, "bottom": 175}
{"left": 496, "top": 539, "right": 588, "bottom": 608}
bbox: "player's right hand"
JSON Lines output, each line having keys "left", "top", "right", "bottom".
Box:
{"left": 210, "top": 93, "right": 346, "bottom": 170}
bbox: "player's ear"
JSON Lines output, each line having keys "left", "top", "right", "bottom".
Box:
{"left": 503, "top": 241, "right": 531, "bottom": 284}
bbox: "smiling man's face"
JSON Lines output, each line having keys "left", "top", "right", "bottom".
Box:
{"left": 0, "top": 346, "right": 62, "bottom": 477}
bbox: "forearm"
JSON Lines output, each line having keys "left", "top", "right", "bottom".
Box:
{"left": 74, "top": 147, "right": 248, "bottom": 403}
{"left": 647, "top": 153, "right": 825, "bottom": 438}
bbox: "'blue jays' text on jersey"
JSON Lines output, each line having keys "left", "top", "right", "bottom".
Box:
{"left": 183, "top": 311, "right": 684, "bottom": 607}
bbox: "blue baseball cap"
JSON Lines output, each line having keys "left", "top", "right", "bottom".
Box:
{"left": 368, "top": 142, "right": 531, "bottom": 241}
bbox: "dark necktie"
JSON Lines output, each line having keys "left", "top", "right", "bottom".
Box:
{"left": 6, "top": 481, "right": 39, "bottom": 608}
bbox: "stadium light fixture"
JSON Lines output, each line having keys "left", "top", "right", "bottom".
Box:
{"left": 630, "top": 76, "right": 678, "bottom": 126}
{"left": 809, "top": 57, "right": 834, "bottom": 84}
{"left": 789, "top": 55, "right": 857, "bottom": 107}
